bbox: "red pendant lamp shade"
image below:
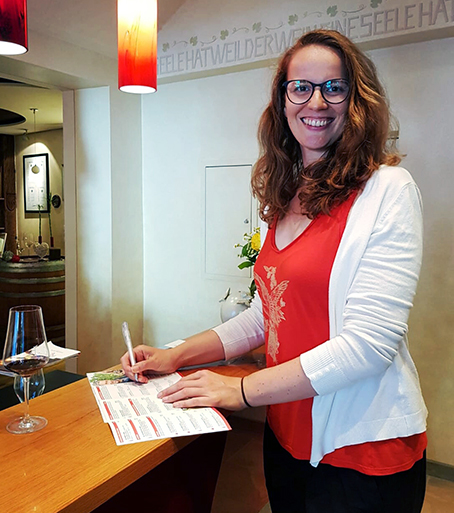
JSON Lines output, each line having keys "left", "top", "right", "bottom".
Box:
{"left": 117, "top": 0, "right": 157, "bottom": 94}
{"left": 0, "top": 0, "right": 28, "bottom": 55}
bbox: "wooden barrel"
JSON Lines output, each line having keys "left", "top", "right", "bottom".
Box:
{"left": 0, "top": 259, "right": 65, "bottom": 355}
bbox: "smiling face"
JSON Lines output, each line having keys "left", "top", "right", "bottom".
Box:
{"left": 284, "top": 44, "right": 349, "bottom": 166}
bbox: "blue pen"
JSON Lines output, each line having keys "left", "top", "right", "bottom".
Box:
{"left": 122, "top": 322, "right": 138, "bottom": 381}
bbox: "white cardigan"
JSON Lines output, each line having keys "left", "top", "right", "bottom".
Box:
{"left": 213, "top": 165, "right": 428, "bottom": 466}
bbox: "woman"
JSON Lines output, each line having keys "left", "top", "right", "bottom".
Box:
{"left": 121, "top": 29, "right": 427, "bottom": 512}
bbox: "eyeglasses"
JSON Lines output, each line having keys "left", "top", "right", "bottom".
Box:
{"left": 283, "top": 79, "right": 350, "bottom": 105}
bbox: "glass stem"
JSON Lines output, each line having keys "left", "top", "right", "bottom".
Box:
{"left": 23, "top": 376, "right": 31, "bottom": 422}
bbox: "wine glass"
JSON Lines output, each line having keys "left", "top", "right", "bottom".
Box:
{"left": 14, "top": 369, "right": 46, "bottom": 402}
{"left": 22, "top": 233, "right": 29, "bottom": 256}
{"left": 2, "top": 305, "right": 50, "bottom": 434}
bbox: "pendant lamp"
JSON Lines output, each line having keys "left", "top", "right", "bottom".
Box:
{"left": 117, "top": 0, "right": 157, "bottom": 94}
{"left": 0, "top": 0, "right": 28, "bottom": 55}
{"left": 30, "top": 108, "right": 40, "bottom": 174}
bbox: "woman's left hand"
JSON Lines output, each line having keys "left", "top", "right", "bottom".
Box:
{"left": 157, "top": 370, "right": 247, "bottom": 411}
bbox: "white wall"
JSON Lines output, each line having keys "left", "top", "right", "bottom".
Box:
{"left": 142, "top": 36, "right": 454, "bottom": 465}
{"left": 142, "top": 68, "right": 269, "bottom": 345}
{"left": 74, "top": 87, "right": 113, "bottom": 372}
{"left": 110, "top": 88, "right": 144, "bottom": 365}
{"left": 370, "top": 37, "right": 454, "bottom": 466}
{"left": 67, "top": 86, "right": 144, "bottom": 374}
{"left": 15, "top": 129, "right": 65, "bottom": 253}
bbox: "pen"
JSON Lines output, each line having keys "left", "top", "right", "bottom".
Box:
{"left": 122, "top": 321, "right": 138, "bottom": 381}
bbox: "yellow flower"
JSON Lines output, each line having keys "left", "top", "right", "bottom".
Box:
{"left": 250, "top": 232, "right": 261, "bottom": 251}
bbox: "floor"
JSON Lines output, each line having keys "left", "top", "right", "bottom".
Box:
{"left": 212, "top": 416, "right": 454, "bottom": 513}
{"left": 212, "top": 415, "right": 268, "bottom": 513}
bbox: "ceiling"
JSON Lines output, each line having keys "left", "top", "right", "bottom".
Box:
{"left": 0, "top": 0, "right": 188, "bottom": 135}
{"left": 0, "top": 80, "right": 63, "bottom": 135}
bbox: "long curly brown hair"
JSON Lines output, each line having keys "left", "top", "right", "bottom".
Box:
{"left": 251, "top": 29, "right": 400, "bottom": 224}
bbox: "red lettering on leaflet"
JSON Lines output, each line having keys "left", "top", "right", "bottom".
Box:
{"left": 96, "top": 386, "right": 104, "bottom": 401}
{"left": 112, "top": 422, "right": 123, "bottom": 443}
{"left": 103, "top": 402, "right": 113, "bottom": 420}
{"left": 128, "top": 398, "right": 140, "bottom": 416}
{"left": 128, "top": 419, "right": 141, "bottom": 440}
{"left": 146, "top": 416, "right": 160, "bottom": 437}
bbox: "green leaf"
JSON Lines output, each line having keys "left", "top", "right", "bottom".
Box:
{"left": 238, "top": 261, "right": 253, "bottom": 269}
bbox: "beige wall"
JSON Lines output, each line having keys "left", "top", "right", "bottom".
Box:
{"left": 15, "top": 129, "right": 65, "bottom": 255}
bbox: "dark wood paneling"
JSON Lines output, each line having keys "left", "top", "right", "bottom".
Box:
{"left": 0, "top": 135, "right": 17, "bottom": 253}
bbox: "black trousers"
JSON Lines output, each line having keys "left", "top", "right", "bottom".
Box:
{"left": 263, "top": 422, "right": 426, "bottom": 513}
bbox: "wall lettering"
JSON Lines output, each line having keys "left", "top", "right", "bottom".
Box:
{"left": 158, "top": 0, "right": 454, "bottom": 78}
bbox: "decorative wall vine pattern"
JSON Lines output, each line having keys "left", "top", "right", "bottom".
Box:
{"left": 201, "top": 36, "right": 217, "bottom": 46}
{"left": 303, "top": 11, "right": 323, "bottom": 17}
{"left": 232, "top": 26, "right": 250, "bottom": 34}
{"left": 265, "top": 22, "right": 284, "bottom": 32}
{"left": 161, "top": 8, "right": 337, "bottom": 52}
{"left": 341, "top": 4, "right": 366, "bottom": 15}
{"left": 162, "top": 0, "right": 452, "bottom": 53}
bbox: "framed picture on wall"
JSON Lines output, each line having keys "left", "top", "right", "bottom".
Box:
{"left": 23, "top": 153, "right": 50, "bottom": 213}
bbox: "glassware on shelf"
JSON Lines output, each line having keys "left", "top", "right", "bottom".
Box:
{"left": 22, "top": 233, "right": 29, "bottom": 255}
{"left": 33, "top": 241, "right": 49, "bottom": 260}
{"left": 15, "top": 236, "right": 24, "bottom": 256}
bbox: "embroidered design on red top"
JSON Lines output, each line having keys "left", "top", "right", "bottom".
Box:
{"left": 255, "top": 266, "right": 289, "bottom": 364}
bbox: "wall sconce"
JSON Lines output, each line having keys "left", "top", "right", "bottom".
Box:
{"left": 117, "top": 0, "right": 157, "bottom": 94}
{"left": 0, "top": 0, "right": 28, "bottom": 55}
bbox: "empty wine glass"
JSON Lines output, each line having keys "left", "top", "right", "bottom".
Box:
{"left": 14, "top": 369, "right": 45, "bottom": 402}
{"left": 2, "top": 305, "right": 50, "bottom": 434}
{"left": 22, "top": 233, "right": 29, "bottom": 256}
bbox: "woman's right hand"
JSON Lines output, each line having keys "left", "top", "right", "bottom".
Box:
{"left": 120, "top": 345, "right": 178, "bottom": 383}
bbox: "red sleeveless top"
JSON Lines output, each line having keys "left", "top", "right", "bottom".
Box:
{"left": 254, "top": 194, "right": 426, "bottom": 475}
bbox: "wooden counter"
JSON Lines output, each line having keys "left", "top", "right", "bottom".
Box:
{"left": 0, "top": 351, "right": 265, "bottom": 513}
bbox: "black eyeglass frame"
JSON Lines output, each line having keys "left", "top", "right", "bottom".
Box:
{"left": 282, "top": 78, "right": 350, "bottom": 105}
